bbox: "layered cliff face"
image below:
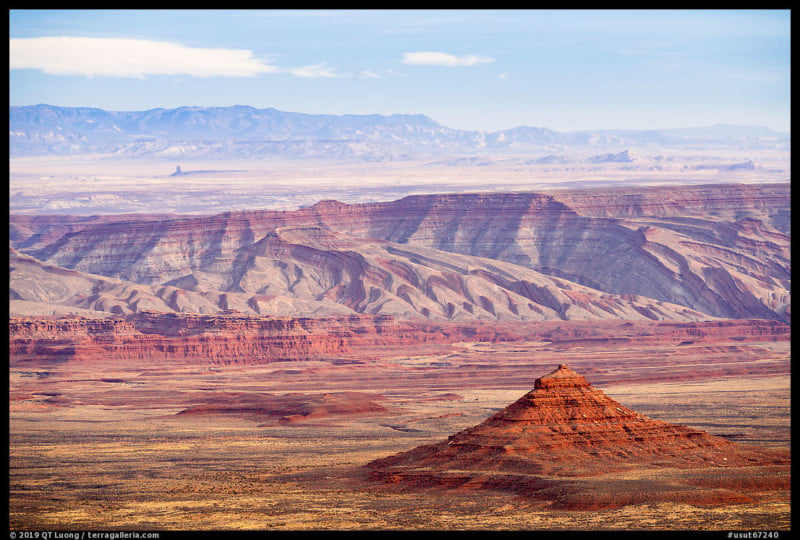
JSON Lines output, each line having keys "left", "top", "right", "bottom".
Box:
{"left": 9, "top": 227, "right": 712, "bottom": 322}
{"left": 366, "top": 364, "right": 790, "bottom": 508}
{"left": 9, "top": 183, "right": 790, "bottom": 322}
{"left": 9, "top": 312, "right": 359, "bottom": 365}
{"left": 355, "top": 188, "right": 790, "bottom": 322}
{"left": 229, "top": 226, "right": 711, "bottom": 322}
{"left": 10, "top": 311, "right": 531, "bottom": 366}
{"left": 543, "top": 183, "right": 790, "bottom": 231}
{"left": 10, "top": 247, "right": 227, "bottom": 316}
{"left": 9, "top": 313, "right": 789, "bottom": 367}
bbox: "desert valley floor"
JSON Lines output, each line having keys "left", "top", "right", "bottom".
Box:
{"left": 9, "top": 180, "right": 791, "bottom": 530}
{"left": 9, "top": 319, "right": 790, "bottom": 530}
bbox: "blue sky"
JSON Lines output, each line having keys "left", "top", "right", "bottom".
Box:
{"left": 9, "top": 9, "right": 791, "bottom": 132}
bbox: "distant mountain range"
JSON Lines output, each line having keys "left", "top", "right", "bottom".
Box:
{"left": 9, "top": 104, "right": 790, "bottom": 161}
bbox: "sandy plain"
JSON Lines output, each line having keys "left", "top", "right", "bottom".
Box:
{"left": 9, "top": 330, "right": 790, "bottom": 531}
{"left": 9, "top": 152, "right": 790, "bottom": 216}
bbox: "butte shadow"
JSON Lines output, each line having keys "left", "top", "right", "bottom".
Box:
{"left": 365, "top": 365, "right": 790, "bottom": 510}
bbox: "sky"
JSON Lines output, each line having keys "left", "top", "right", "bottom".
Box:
{"left": 8, "top": 9, "right": 791, "bottom": 133}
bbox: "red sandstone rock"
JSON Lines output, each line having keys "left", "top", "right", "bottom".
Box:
{"left": 366, "top": 365, "right": 789, "bottom": 506}
{"left": 8, "top": 314, "right": 790, "bottom": 367}
{"left": 8, "top": 312, "right": 352, "bottom": 365}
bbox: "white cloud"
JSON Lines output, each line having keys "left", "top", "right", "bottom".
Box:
{"left": 498, "top": 73, "right": 509, "bottom": 80}
{"left": 401, "top": 51, "right": 495, "bottom": 67}
{"left": 10, "top": 36, "right": 279, "bottom": 78}
{"left": 286, "top": 62, "right": 339, "bottom": 78}
{"left": 355, "top": 69, "right": 382, "bottom": 80}
{"left": 10, "top": 36, "right": 345, "bottom": 81}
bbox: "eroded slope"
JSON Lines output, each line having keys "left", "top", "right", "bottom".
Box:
{"left": 9, "top": 184, "right": 790, "bottom": 321}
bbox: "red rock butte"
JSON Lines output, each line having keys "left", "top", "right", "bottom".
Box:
{"left": 367, "top": 365, "right": 788, "bottom": 488}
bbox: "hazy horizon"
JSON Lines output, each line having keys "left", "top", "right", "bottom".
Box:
{"left": 9, "top": 9, "right": 790, "bottom": 133}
